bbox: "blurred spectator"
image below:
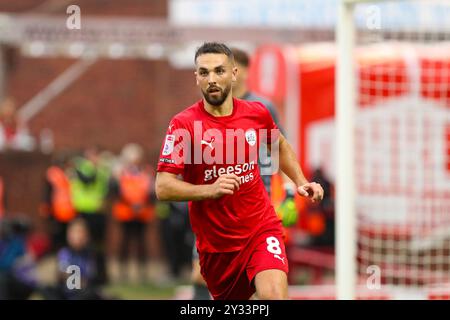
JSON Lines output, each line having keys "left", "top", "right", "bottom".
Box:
{"left": 306, "top": 168, "right": 334, "bottom": 247}
{"left": 43, "top": 218, "right": 104, "bottom": 300}
{"left": 0, "top": 176, "right": 5, "bottom": 220}
{"left": 0, "top": 216, "right": 38, "bottom": 299}
{"left": 40, "top": 153, "right": 77, "bottom": 251}
{"left": 110, "top": 143, "right": 156, "bottom": 282}
{"left": 69, "top": 149, "right": 111, "bottom": 285}
{"left": 0, "top": 97, "right": 35, "bottom": 152}
{"left": 159, "top": 198, "right": 193, "bottom": 283}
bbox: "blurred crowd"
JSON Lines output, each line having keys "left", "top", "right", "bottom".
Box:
{"left": 1, "top": 143, "right": 195, "bottom": 299}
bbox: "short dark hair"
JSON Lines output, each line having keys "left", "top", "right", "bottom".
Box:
{"left": 231, "top": 48, "right": 250, "bottom": 67}
{"left": 194, "top": 42, "right": 234, "bottom": 64}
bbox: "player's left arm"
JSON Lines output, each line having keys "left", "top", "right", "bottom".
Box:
{"left": 276, "top": 134, "right": 324, "bottom": 203}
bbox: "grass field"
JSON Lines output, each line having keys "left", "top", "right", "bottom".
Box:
{"left": 102, "top": 283, "right": 178, "bottom": 300}
{"left": 34, "top": 255, "right": 190, "bottom": 300}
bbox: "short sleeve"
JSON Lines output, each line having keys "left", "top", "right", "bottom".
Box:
{"left": 157, "top": 117, "right": 190, "bottom": 176}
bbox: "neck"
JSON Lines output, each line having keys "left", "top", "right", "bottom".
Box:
{"left": 233, "top": 85, "right": 248, "bottom": 99}
{"left": 203, "top": 93, "right": 234, "bottom": 117}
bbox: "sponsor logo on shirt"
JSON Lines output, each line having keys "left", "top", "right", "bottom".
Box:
{"left": 245, "top": 129, "right": 257, "bottom": 146}
{"left": 162, "top": 134, "right": 175, "bottom": 155}
{"left": 204, "top": 161, "right": 255, "bottom": 185}
{"left": 201, "top": 137, "right": 215, "bottom": 150}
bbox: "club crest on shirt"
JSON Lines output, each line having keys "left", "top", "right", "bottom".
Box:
{"left": 245, "top": 129, "right": 257, "bottom": 146}
{"left": 162, "top": 134, "right": 175, "bottom": 155}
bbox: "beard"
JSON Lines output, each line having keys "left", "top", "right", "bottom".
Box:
{"left": 202, "top": 84, "right": 231, "bottom": 107}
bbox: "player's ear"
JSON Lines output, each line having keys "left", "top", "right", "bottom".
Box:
{"left": 232, "top": 66, "right": 238, "bottom": 83}
{"left": 194, "top": 71, "right": 199, "bottom": 85}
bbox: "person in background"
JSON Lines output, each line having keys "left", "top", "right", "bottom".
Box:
{"left": 46, "top": 218, "right": 104, "bottom": 300}
{"left": 40, "top": 153, "right": 76, "bottom": 251}
{"left": 306, "top": 168, "right": 335, "bottom": 247}
{"left": 111, "top": 143, "right": 156, "bottom": 283}
{"left": 0, "top": 176, "right": 5, "bottom": 221}
{"left": 0, "top": 216, "right": 38, "bottom": 300}
{"left": 0, "top": 97, "right": 34, "bottom": 151}
{"left": 69, "top": 149, "right": 110, "bottom": 286}
{"left": 159, "top": 199, "right": 193, "bottom": 284}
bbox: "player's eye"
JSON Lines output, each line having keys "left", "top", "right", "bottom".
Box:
{"left": 199, "top": 70, "right": 208, "bottom": 77}
{"left": 216, "top": 68, "right": 225, "bottom": 75}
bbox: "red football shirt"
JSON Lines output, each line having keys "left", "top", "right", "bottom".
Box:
{"left": 157, "top": 98, "right": 281, "bottom": 253}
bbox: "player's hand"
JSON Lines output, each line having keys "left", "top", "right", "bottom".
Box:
{"left": 297, "top": 182, "right": 324, "bottom": 203}
{"left": 208, "top": 174, "right": 240, "bottom": 199}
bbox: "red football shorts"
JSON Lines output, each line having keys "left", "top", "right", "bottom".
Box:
{"left": 199, "top": 224, "right": 289, "bottom": 300}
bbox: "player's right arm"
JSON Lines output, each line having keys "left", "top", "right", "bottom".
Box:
{"left": 155, "top": 172, "right": 240, "bottom": 201}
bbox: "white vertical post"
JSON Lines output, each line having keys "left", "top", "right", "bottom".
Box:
{"left": 336, "top": 0, "right": 357, "bottom": 300}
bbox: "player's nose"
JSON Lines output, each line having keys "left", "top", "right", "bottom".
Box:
{"left": 207, "top": 73, "right": 218, "bottom": 84}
